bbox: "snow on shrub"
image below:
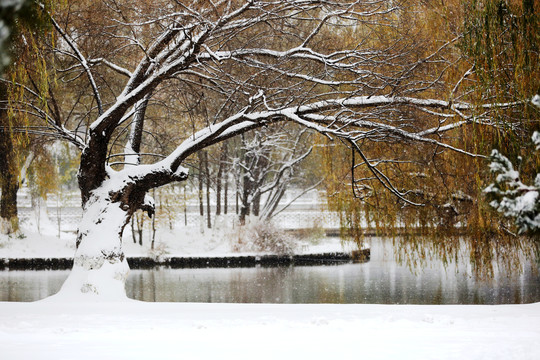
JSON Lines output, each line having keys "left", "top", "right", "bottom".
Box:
{"left": 230, "top": 219, "right": 296, "bottom": 255}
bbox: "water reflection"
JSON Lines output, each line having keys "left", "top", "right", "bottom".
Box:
{"left": 1, "top": 238, "right": 539, "bottom": 304}
{"left": 126, "top": 261, "right": 540, "bottom": 304}
{"left": 0, "top": 270, "right": 69, "bottom": 302}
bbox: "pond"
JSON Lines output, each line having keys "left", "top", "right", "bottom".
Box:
{"left": 1, "top": 238, "right": 539, "bottom": 304}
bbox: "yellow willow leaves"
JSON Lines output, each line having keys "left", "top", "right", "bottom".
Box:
{"left": 27, "top": 149, "right": 59, "bottom": 199}
{"left": 313, "top": 1, "right": 539, "bottom": 278}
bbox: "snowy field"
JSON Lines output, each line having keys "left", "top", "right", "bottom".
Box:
{"left": 2, "top": 224, "right": 540, "bottom": 359}
{"left": 1, "top": 300, "right": 539, "bottom": 360}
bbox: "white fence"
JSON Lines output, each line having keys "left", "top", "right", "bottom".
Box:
{"left": 15, "top": 188, "right": 341, "bottom": 233}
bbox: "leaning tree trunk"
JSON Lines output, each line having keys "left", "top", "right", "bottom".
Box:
{"left": 57, "top": 193, "right": 131, "bottom": 300}
{"left": 52, "top": 147, "right": 188, "bottom": 300}
{"left": 54, "top": 171, "right": 160, "bottom": 300}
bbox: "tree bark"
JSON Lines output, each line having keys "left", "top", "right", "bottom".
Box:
{"left": 216, "top": 142, "right": 228, "bottom": 216}
{"left": 235, "top": 188, "right": 239, "bottom": 215}
{"left": 136, "top": 212, "right": 144, "bottom": 246}
{"left": 252, "top": 192, "right": 261, "bottom": 217}
{"left": 0, "top": 82, "right": 19, "bottom": 235}
{"left": 130, "top": 217, "right": 137, "bottom": 244}
{"left": 0, "top": 173, "right": 19, "bottom": 234}
{"left": 204, "top": 151, "right": 212, "bottom": 229}
{"left": 224, "top": 176, "right": 229, "bottom": 215}
{"left": 198, "top": 152, "right": 204, "bottom": 217}
{"left": 239, "top": 171, "right": 252, "bottom": 225}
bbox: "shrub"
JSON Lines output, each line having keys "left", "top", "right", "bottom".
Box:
{"left": 230, "top": 219, "right": 296, "bottom": 255}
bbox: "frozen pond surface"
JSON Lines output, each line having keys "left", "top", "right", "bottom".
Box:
{"left": 1, "top": 238, "right": 539, "bottom": 304}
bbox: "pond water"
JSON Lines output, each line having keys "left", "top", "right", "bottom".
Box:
{"left": 1, "top": 238, "right": 539, "bottom": 304}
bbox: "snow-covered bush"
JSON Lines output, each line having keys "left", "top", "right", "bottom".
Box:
{"left": 230, "top": 220, "right": 296, "bottom": 255}
{"left": 484, "top": 131, "right": 540, "bottom": 235}
{"left": 148, "top": 242, "right": 169, "bottom": 262}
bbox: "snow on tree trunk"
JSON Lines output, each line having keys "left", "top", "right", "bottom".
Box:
{"left": 53, "top": 167, "right": 163, "bottom": 300}
{"left": 56, "top": 193, "right": 131, "bottom": 300}
{"left": 50, "top": 158, "right": 188, "bottom": 300}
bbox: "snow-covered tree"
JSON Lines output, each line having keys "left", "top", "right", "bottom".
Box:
{"left": 2, "top": 0, "right": 522, "bottom": 299}
{"left": 485, "top": 96, "right": 540, "bottom": 236}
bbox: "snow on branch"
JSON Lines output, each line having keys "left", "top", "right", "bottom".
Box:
{"left": 88, "top": 58, "right": 133, "bottom": 78}
{"left": 142, "top": 91, "right": 504, "bottom": 195}
{"left": 21, "top": 0, "right": 526, "bottom": 209}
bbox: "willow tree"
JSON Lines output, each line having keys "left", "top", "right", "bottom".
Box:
{"left": 4, "top": 0, "right": 519, "bottom": 299}
{"left": 322, "top": 0, "right": 539, "bottom": 232}
{"left": 0, "top": 0, "right": 51, "bottom": 234}
{"left": 317, "top": 0, "right": 539, "bottom": 279}
{"left": 317, "top": 0, "right": 476, "bottom": 237}
{"left": 462, "top": 0, "right": 539, "bottom": 236}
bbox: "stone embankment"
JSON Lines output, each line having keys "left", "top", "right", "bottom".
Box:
{"left": 0, "top": 249, "right": 370, "bottom": 271}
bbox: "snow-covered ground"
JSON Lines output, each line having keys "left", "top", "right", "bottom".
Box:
{"left": 0, "top": 220, "right": 354, "bottom": 259}
{"left": 1, "top": 300, "right": 539, "bottom": 360}
{"left": 1, "top": 223, "right": 539, "bottom": 359}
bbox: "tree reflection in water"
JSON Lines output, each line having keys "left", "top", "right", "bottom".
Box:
{"left": 1, "top": 238, "right": 539, "bottom": 303}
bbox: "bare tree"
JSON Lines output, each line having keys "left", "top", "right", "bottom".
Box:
{"left": 232, "top": 125, "right": 316, "bottom": 224}
{"left": 2, "top": 1, "right": 519, "bottom": 298}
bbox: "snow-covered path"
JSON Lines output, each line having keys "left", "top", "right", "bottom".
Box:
{"left": 1, "top": 300, "right": 539, "bottom": 360}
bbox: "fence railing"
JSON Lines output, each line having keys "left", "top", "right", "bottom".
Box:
{"left": 15, "top": 188, "right": 341, "bottom": 234}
